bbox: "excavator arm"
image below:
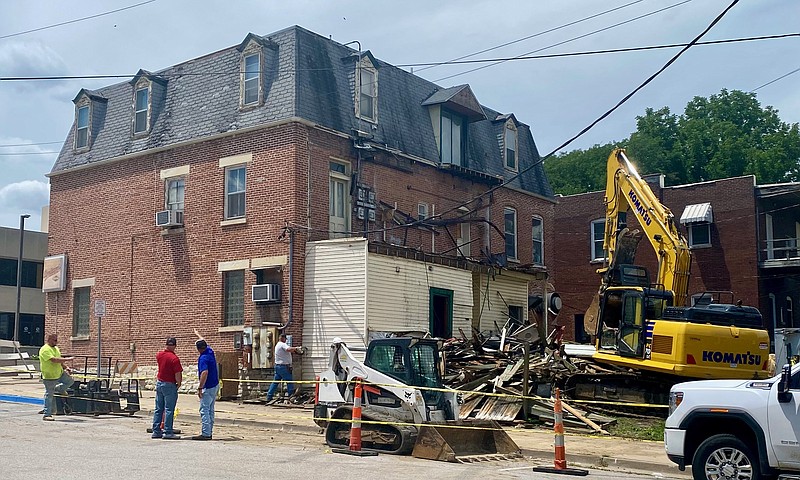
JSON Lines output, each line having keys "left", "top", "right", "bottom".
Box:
{"left": 601, "top": 148, "right": 691, "bottom": 305}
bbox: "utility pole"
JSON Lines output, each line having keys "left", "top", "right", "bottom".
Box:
{"left": 13, "top": 214, "right": 30, "bottom": 345}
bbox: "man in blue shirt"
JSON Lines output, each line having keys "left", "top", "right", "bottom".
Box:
{"left": 192, "top": 339, "right": 219, "bottom": 440}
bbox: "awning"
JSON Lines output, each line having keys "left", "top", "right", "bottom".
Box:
{"left": 680, "top": 203, "right": 713, "bottom": 224}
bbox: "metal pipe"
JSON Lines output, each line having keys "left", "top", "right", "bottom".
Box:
{"left": 282, "top": 227, "right": 294, "bottom": 332}
{"left": 13, "top": 214, "right": 30, "bottom": 345}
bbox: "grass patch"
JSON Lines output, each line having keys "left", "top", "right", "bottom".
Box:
{"left": 607, "top": 416, "right": 665, "bottom": 441}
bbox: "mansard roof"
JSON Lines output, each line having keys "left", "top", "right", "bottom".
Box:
{"left": 53, "top": 25, "right": 553, "bottom": 198}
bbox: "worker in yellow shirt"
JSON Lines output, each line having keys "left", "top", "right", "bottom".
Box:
{"left": 39, "top": 333, "right": 74, "bottom": 421}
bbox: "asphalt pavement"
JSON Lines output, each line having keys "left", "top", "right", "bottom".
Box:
{"left": 0, "top": 376, "right": 688, "bottom": 478}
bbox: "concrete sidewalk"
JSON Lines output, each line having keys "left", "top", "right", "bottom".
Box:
{"left": 0, "top": 377, "right": 687, "bottom": 477}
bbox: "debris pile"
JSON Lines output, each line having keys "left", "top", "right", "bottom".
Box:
{"left": 441, "top": 330, "right": 619, "bottom": 433}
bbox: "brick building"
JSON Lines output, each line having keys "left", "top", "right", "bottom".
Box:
{"left": 554, "top": 170, "right": 800, "bottom": 349}
{"left": 46, "top": 26, "right": 556, "bottom": 375}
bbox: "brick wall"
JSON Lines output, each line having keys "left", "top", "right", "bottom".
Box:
{"left": 47, "top": 121, "right": 555, "bottom": 366}
{"left": 554, "top": 176, "right": 759, "bottom": 341}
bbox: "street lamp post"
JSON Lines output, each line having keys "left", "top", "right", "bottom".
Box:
{"left": 13, "top": 214, "right": 31, "bottom": 346}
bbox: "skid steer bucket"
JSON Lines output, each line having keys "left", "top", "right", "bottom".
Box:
{"left": 411, "top": 420, "right": 521, "bottom": 463}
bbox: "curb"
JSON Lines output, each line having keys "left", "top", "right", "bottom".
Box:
{"left": 520, "top": 448, "right": 690, "bottom": 478}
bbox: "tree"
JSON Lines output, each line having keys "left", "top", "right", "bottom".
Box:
{"left": 544, "top": 142, "right": 621, "bottom": 195}
{"left": 545, "top": 89, "right": 800, "bottom": 195}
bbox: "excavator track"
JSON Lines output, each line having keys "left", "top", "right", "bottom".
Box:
{"left": 324, "top": 406, "right": 417, "bottom": 455}
{"left": 562, "top": 371, "right": 672, "bottom": 417}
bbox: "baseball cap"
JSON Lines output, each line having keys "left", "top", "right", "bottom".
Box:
{"left": 165, "top": 337, "right": 177, "bottom": 346}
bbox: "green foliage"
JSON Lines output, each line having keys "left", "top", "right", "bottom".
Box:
{"left": 544, "top": 142, "right": 623, "bottom": 195}
{"left": 607, "top": 416, "right": 665, "bottom": 441}
{"left": 546, "top": 90, "right": 800, "bottom": 194}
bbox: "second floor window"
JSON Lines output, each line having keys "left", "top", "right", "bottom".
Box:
{"left": 688, "top": 223, "right": 711, "bottom": 248}
{"left": 532, "top": 216, "right": 543, "bottom": 266}
{"left": 441, "top": 110, "right": 465, "bottom": 166}
{"left": 418, "top": 203, "right": 429, "bottom": 221}
{"left": 504, "top": 207, "right": 517, "bottom": 261}
{"left": 76, "top": 105, "right": 89, "bottom": 149}
{"left": 243, "top": 53, "right": 260, "bottom": 106}
{"left": 225, "top": 165, "right": 246, "bottom": 219}
{"left": 591, "top": 219, "right": 606, "bottom": 261}
{"left": 134, "top": 87, "right": 149, "bottom": 134}
{"left": 166, "top": 177, "right": 185, "bottom": 211}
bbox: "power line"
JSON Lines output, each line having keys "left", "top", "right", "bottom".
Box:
{"left": 0, "top": 151, "right": 58, "bottom": 156}
{"left": 1, "top": 33, "right": 794, "bottom": 82}
{"left": 414, "top": 0, "right": 648, "bottom": 73}
{"left": 751, "top": 66, "right": 800, "bottom": 92}
{"left": 354, "top": 0, "right": 745, "bottom": 238}
{"left": 433, "top": 0, "right": 693, "bottom": 82}
{"left": 0, "top": 0, "right": 158, "bottom": 40}
{"left": 0, "top": 141, "right": 62, "bottom": 148}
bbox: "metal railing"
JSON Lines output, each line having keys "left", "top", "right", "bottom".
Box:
{"left": 763, "top": 237, "right": 799, "bottom": 261}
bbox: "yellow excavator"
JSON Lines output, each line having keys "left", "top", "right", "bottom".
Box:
{"left": 576, "top": 149, "right": 770, "bottom": 405}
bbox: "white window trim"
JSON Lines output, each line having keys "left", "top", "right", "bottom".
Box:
{"left": 532, "top": 215, "right": 544, "bottom": 266}
{"left": 241, "top": 51, "right": 262, "bottom": 107}
{"left": 165, "top": 176, "right": 185, "bottom": 211}
{"left": 591, "top": 219, "right": 606, "bottom": 262}
{"left": 75, "top": 104, "right": 90, "bottom": 150}
{"left": 224, "top": 165, "right": 247, "bottom": 220}
{"left": 355, "top": 59, "right": 378, "bottom": 123}
{"left": 160, "top": 165, "right": 190, "bottom": 179}
{"left": 133, "top": 85, "right": 150, "bottom": 135}
{"left": 504, "top": 122, "right": 518, "bottom": 172}
{"left": 504, "top": 207, "right": 518, "bottom": 262}
{"left": 688, "top": 222, "right": 712, "bottom": 249}
{"left": 418, "top": 203, "right": 429, "bottom": 221}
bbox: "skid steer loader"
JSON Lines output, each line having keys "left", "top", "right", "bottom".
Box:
{"left": 314, "top": 337, "right": 520, "bottom": 462}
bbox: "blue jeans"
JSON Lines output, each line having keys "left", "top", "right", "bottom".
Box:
{"left": 199, "top": 384, "right": 219, "bottom": 437}
{"left": 152, "top": 380, "right": 178, "bottom": 435}
{"left": 43, "top": 372, "right": 74, "bottom": 416}
{"left": 267, "top": 364, "right": 294, "bottom": 400}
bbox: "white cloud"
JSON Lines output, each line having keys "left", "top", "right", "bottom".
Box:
{"left": 0, "top": 180, "right": 50, "bottom": 212}
{"left": 0, "top": 40, "right": 67, "bottom": 78}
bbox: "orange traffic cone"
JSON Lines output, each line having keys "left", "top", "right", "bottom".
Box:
{"left": 333, "top": 378, "right": 377, "bottom": 457}
{"left": 532, "top": 388, "right": 588, "bottom": 476}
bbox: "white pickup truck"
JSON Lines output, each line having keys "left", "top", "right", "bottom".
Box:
{"left": 664, "top": 364, "right": 800, "bottom": 480}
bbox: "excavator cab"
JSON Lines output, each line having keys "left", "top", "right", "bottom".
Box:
{"left": 597, "top": 285, "right": 674, "bottom": 359}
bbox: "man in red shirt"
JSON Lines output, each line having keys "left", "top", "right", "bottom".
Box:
{"left": 152, "top": 337, "right": 183, "bottom": 439}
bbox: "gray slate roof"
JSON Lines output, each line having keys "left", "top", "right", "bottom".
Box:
{"left": 53, "top": 25, "right": 553, "bottom": 199}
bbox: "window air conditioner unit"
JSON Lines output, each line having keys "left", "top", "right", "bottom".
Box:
{"left": 155, "top": 210, "right": 184, "bottom": 227}
{"left": 253, "top": 284, "right": 280, "bottom": 303}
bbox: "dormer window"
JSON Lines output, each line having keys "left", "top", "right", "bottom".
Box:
{"left": 75, "top": 105, "right": 90, "bottom": 149}
{"left": 504, "top": 122, "right": 517, "bottom": 171}
{"left": 243, "top": 53, "right": 260, "bottom": 106}
{"left": 357, "top": 64, "right": 377, "bottom": 121}
{"left": 441, "top": 110, "right": 465, "bottom": 166}
{"left": 134, "top": 86, "right": 149, "bottom": 134}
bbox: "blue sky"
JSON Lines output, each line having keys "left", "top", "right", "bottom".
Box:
{"left": 0, "top": 0, "right": 797, "bottom": 230}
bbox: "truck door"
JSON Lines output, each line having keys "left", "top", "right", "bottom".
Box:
{"left": 618, "top": 292, "right": 645, "bottom": 358}
{"left": 768, "top": 365, "right": 800, "bottom": 469}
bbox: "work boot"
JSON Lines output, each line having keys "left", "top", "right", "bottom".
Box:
{"left": 43, "top": 415, "right": 54, "bottom": 421}
{"left": 151, "top": 432, "right": 163, "bottom": 439}
{"left": 162, "top": 433, "right": 180, "bottom": 440}
{"left": 191, "top": 434, "right": 212, "bottom": 441}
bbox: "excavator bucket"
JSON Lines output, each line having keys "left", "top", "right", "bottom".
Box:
{"left": 584, "top": 292, "right": 600, "bottom": 338}
{"left": 411, "top": 420, "right": 521, "bottom": 463}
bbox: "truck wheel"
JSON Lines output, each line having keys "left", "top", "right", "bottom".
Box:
{"left": 692, "top": 434, "right": 759, "bottom": 480}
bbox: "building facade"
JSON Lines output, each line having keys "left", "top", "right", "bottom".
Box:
{"left": 47, "top": 26, "right": 556, "bottom": 374}
{"left": 555, "top": 171, "right": 800, "bottom": 349}
{"left": 0, "top": 226, "right": 47, "bottom": 346}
